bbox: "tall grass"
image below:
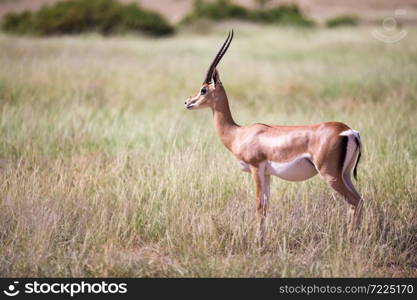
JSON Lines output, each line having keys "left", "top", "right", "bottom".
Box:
{"left": 0, "top": 25, "right": 416, "bottom": 277}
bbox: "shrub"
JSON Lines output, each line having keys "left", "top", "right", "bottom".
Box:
{"left": 116, "top": 4, "right": 174, "bottom": 36}
{"left": 326, "top": 15, "right": 358, "bottom": 28}
{"left": 182, "top": 0, "right": 248, "bottom": 23}
{"left": 250, "top": 5, "right": 315, "bottom": 27}
{"left": 2, "top": 12, "right": 35, "bottom": 34}
{"left": 1, "top": 0, "right": 174, "bottom": 36}
{"left": 182, "top": 0, "right": 314, "bottom": 27}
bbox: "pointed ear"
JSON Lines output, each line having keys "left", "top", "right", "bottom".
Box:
{"left": 212, "top": 69, "right": 221, "bottom": 85}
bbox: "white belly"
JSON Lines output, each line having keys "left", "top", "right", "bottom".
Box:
{"left": 239, "top": 154, "right": 318, "bottom": 182}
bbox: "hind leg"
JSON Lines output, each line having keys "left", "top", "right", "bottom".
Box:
{"left": 316, "top": 146, "right": 363, "bottom": 231}
{"left": 320, "top": 170, "right": 363, "bottom": 231}
{"left": 342, "top": 171, "right": 363, "bottom": 230}
{"left": 314, "top": 134, "right": 363, "bottom": 230}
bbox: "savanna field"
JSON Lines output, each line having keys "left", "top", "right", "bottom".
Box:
{"left": 0, "top": 25, "right": 416, "bottom": 277}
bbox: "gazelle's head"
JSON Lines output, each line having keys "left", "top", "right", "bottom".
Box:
{"left": 185, "top": 30, "right": 233, "bottom": 110}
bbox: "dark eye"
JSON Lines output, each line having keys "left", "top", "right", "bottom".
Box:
{"left": 200, "top": 88, "right": 207, "bottom": 95}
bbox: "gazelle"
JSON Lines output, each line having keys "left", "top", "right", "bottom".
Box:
{"left": 185, "top": 31, "right": 363, "bottom": 243}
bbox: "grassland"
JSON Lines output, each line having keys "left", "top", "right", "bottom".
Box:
{"left": 0, "top": 25, "right": 416, "bottom": 277}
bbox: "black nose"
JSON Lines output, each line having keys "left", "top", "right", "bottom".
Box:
{"left": 184, "top": 101, "right": 187, "bottom": 104}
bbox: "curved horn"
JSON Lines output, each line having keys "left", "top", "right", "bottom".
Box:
{"left": 204, "top": 29, "right": 234, "bottom": 84}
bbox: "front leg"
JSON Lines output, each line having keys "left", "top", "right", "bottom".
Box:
{"left": 250, "top": 162, "right": 270, "bottom": 245}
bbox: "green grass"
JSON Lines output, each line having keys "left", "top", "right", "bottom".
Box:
{"left": 0, "top": 25, "right": 416, "bottom": 277}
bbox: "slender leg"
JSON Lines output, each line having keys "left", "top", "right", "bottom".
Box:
{"left": 341, "top": 140, "right": 364, "bottom": 230}
{"left": 250, "top": 162, "right": 270, "bottom": 245}
{"left": 342, "top": 172, "right": 363, "bottom": 230}
{"left": 321, "top": 172, "right": 363, "bottom": 231}
{"left": 315, "top": 136, "right": 363, "bottom": 231}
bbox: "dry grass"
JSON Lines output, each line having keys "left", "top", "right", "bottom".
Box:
{"left": 0, "top": 25, "right": 416, "bottom": 277}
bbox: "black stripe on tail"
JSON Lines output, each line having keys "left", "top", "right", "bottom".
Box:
{"left": 353, "top": 136, "right": 361, "bottom": 180}
{"left": 340, "top": 136, "right": 348, "bottom": 172}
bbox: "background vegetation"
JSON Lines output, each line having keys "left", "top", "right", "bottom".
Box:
{"left": 1, "top": 0, "right": 174, "bottom": 36}
{"left": 1, "top": 0, "right": 317, "bottom": 36}
{"left": 182, "top": 0, "right": 314, "bottom": 27}
{"left": 326, "top": 15, "right": 358, "bottom": 28}
{"left": 0, "top": 24, "right": 416, "bottom": 277}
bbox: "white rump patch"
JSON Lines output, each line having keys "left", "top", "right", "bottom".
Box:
{"left": 340, "top": 129, "right": 360, "bottom": 140}
{"left": 340, "top": 129, "right": 361, "bottom": 196}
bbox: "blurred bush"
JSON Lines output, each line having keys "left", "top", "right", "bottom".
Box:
{"left": 251, "top": 5, "right": 315, "bottom": 27}
{"left": 1, "top": 0, "right": 174, "bottom": 36}
{"left": 182, "top": 0, "right": 248, "bottom": 23}
{"left": 182, "top": 0, "right": 314, "bottom": 27}
{"left": 326, "top": 15, "right": 358, "bottom": 28}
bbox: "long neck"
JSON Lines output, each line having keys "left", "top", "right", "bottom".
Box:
{"left": 211, "top": 85, "right": 239, "bottom": 151}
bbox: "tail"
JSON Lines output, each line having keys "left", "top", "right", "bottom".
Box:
{"left": 352, "top": 132, "right": 362, "bottom": 180}
{"left": 353, "top": 140, "right": 361, "bottom": 180}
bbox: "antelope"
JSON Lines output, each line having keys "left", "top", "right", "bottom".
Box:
{"left": 185, "top": 30, "right": 363, "bottom": 243}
